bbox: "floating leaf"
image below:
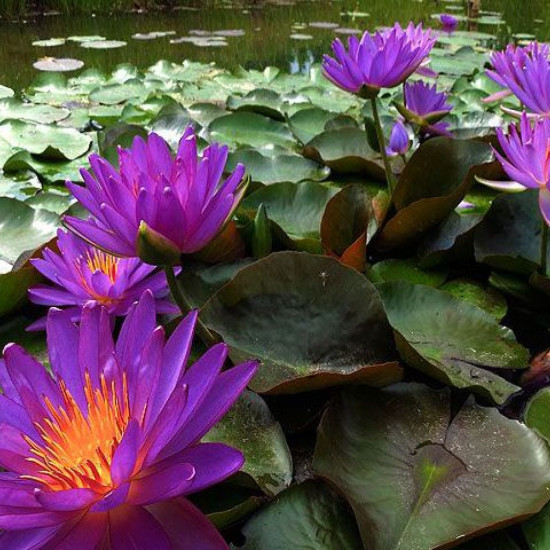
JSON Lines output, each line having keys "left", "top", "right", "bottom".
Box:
{"left": 369, "top": 259, "right": 448, "bottom": 287}
{"left": 204, "top": 390, "right": 292, "bottom": 496}
{"left": 237, "top": 480, "right": 363, "bottom": 549}
{"left": 202, "top": 252, "right": 401, "bottom": 394}
{"left": 33, "top": 57, "right": 84, "bottom": 72}
{"left": 378, "top": 281, "right": 527, "bottom": 404}
{"left": 475, "top": 190, "right": 550, "bottom": 275}
{"left": 303, "top": 127, "right": 384, "bottom": 179}
{"left": 80, "top": 40, "right": 127, "bottom": 50}
{"left": 314, "top": 383, "right": 550, "bottom": 550}
{"left": 376, "top": 138, "right": 496, "bottom": 251}
{"left": 0, "top": 99, "right": 70, "bottom": 125}
{"left": 227, "top": 149, "right": 329, "bottom": 185}
{"left": 0, "top": 120, "right": 92, "bottom": 161}
{"left": 32, "top": 38, "right": 66, "bottom": 47}
{"left": 241, "top": 182, "right": 338, "bottom": 253}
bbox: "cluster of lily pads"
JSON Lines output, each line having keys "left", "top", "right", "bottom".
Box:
{"left": 1, "top": 17, "right": 550, "bottom": 550}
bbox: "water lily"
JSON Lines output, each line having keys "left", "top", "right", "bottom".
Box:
{"left": 64, "top": 127, "right": 247, "bottom": 266}
{"left": 28, "top": 229, "right": 178, "bottom": 330}
{"left": 322, "top": 22, "right": 436, "bottom": 98}
{"left": 486, "top": 42, "right": 550, "bottom": 115}
{"left": 0, "top": 290, "right": 258, "bottom": 548}
{"left": 397, "top": 80, "right": 453, "bottom": 136}
{"left": 440, "top": 14, "right": 458, "bottom": 32}
{"left": 495, "top": 113, "right": 550, "bottom": 225}
{"left": 386, "top": 120, "right": 410, "bottom": 156}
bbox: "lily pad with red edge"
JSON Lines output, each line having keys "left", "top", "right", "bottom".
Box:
{"left": 375, "top": 138, "right": 497, "bottom": 251}
{"left": 202, "top": 251, "right": 401, "bottom": 394}
{"left": 378, "top": 281, "right": 528, "bottom": 404}
{"left": 313, "top": 383, "right": 550, "bottom": 550}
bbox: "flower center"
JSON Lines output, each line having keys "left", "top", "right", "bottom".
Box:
{"left": 84, "top": 250, "right": 120, "bottom": 283}
{"left": 23, "top": 372, "right": 130, "bottom": 493}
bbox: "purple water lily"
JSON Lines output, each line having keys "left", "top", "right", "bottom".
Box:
{"left": 322, "top": 22, "right": 436, "bottom": 98}
{"left": 398, "top": 80, "right": 453, "bottom": 136}
{"left": 64, "top": 127, "right": 247, "bottom": 266}
{"left": 386, "top": 120, "right": 410, "bottom": 156}
{"left": 486, "top": 42, "right": 550, "bottom": 115}
{"left": 0, "top": 290, "right": 257, "bottom": 548}
{"left": 440, "top": 14, "right": 458, "bottom": 32}
{"left": 27, "top": 229, "right": 178, "bottom": 330}
{"left": 495, "top": 113, "right": 550, "bottom": 225}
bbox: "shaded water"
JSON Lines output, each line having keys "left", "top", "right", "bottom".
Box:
{"left": 0, "top": 0, "right": 548, "bottom": 89}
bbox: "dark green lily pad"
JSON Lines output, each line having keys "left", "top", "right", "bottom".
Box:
{"left": 89, "top": 79, "right": 148, "bottom": 105}
{"left": 303, "top": 127, "right": 384, "bottom": 179}
{"left": 475, "top": 190, "right": 550, "bottom": 275}
{"left": 378, "top": 281, "right": 528, "bottom": 404}
{"left": 376, "top": 138, "right": 496, "bottom": 251}
{"left": 237, "top": 480, "right": 363, "bottom": 549}
{"left": 523, "top": 500, "right": 550, "bottom": 550}
{"left": 241, "top": 182, "right": 338, "bottom": 253}
{"left": 208, "top": 112, "right": 297, "bottom": 150}
{"left": 313, "top": 383, "right": 550, "bottom": 550}
{"left": 202, "top": 252, "right": 401, "bottom": 394}
{"left": 524, "top": 388, "right": 550, "bottom": 445}
{"left": 228, "top": 149, "right": 329, "bottom": 185}
{"left": 203, "top": 390, "right": 292, "bottom": 497}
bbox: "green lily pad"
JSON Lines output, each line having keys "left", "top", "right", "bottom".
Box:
{"left": 303, "top": 127, "right": 384, "bottom": 179}
{"left": 67, "top": 35, "right": 107, "bottom": 42}
{"left": 80, "top": 40, "right": 127, "bottom": 49}
{"left": 227, "top": 89, "right": 285, "bottom": 120}
{"left": 208, "top": 111, "right": 297, "bottom": 150}
{"left": 369, "top": 259, "right": 448, "bottom": 287}
{"left": 0, "top": 86, "right": 14, "bottom": 99}
{"left": 287, "top": 107, "right": 339, "bottom": 144}
{"left": 524, "top": 388, "right": 550, "bottom": 445}
{"left": 89, "top": 79, "right": 149, "bottom": 105}
{"left": 32, "top": 38, "right": 66, "bottom": 47}
{"left": 203, "top": 390, "right": 292, "bottom": 497}
{"left": 240, "top": 182, "right": 338, "bottom": 253}
{"left": 475, "top": 190, "right": 550, "bottom": 275}
{"left": 202, "top": 252, "right": 401, "bottom": 394}
{"left": 237, "top": 480, "right": 363, "bottom": 549}
{"left": 3, "top": 150, "right": 84, "bottom": 184}
{"left": 440, "top": 278, "right": 508, "bottom": 321}
{"left": 0, "top": 99, "right": 70, "bottom": 125}
{"left": 378, "top": 281, "right": 528, "bottom": 404}
{"left": 523, "top": 500, "right": 550, "bottom": 550}
{"left": 150, "top": 102, "right": 195, "bottom": 151}
{"left": 0, "top": 120, "right": 91, "bottom": 161}
{"left": 227, "top": 149, "right": 329, "bottom": 185}
{"left": 0, "top": 170, "right": 41, "bottom": 201}
{"left": 313, "top": 383, "right": 550, "bottom": 550}
{"left": 376, "top": 138, "right": 496, "bottom": 251}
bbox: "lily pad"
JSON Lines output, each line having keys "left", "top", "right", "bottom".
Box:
{"left": 241, "top": 182, "right": 338, "bottom": 253}
{"left": 369, "top": 259, "right": 448, "bottom": 287}
{"left": 237, "top": 480, "right": 363, "bottom": 549}
{"left": 523, "top": 501, "right": 550, "bottom": 550}
{"left": 376, "top": 138, "right": 496, "bottom": 251}
{"left": 208, "top": 111, "right": 297, "bottom": 150}
{"left": 67, "top": 35, "right": 107, "bottom": 42}
{"left": 288, "top": 107, "right": 339, "bottom": 144}
{"left": 80, "top": 40, "right": 127, "bottom": 49}
{"left": 227, "top": 149, "right": 330, "bottom": 185}
{"left": 378, "top": 281, "right": 528, "bottom": 404}
{"left": 303, "top": 127, "right": 384, "bottom": 179}
{"left": 475, "top": 190, "right": 550, "bottom": 275}
{"left": 32, "top": 38, "right": 66, "bottom": 47}
{"left": 203, "top": 390, "right": 292, "bottom": 497}
{"left": 314, "top": 383, "right": 550, "bottom": 550}
{"left": 0, "top": 120, "right": 92, "bottom": 161}
{"left": 0, "top": 99, "right": 70, "bottom": 125}
{"left": 33, "top": 57, "right": 84, "bottom": 72}
{"left": 150, "top": 102, "right": 195, "bottom": 151}
{"left": 202, "top": 252, "right": 401, "bottom": 394}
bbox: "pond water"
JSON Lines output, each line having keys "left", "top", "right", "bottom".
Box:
{"left": 0, "top": 0, "right": 548, "bottom": 90}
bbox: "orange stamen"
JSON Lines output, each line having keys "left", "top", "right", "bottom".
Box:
{"left": 22, "top": 372, "right": 131, "bottom": 493}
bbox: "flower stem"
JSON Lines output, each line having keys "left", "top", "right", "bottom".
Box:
{"left": 541, "top": 220, "right": 548, "bottom": 275}
{"left": 369, "top": 97, "right": 397, "bottom": 195}
{"left": 164, "top": 266, "right": 217, "bottom": 347}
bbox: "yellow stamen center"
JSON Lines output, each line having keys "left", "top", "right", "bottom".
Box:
{"left": 23, "top": 372, "right": 130, "bottom": 493}
{"left": 84, "top": 250, "right": 120, "bottom": 283}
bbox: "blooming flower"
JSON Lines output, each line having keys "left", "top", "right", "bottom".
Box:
{"left": 386, "top": 120, "right": 410, "bottom": 156}
{"left": 322, "top": 22, "right": 436, "bottom": 98}
{"left": 486, "top": 42, "right": 550, "bottom": 115}
{"left": 440, "top": 14, "right": 458, "bottom": 32}
{"left": 0, "top": 290, "right": 258, "bottom": 548}
{"left": 495, "top": 113, "right": 550, "bottom": 225}
{"left": 64, "top": 127, "right": 247, "bottom": 266}
{"left": 397, "top": 80, "right": 453, "bottom": 136}
{"left": 27, "top": 229, "right": 178, "bottom": 330}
